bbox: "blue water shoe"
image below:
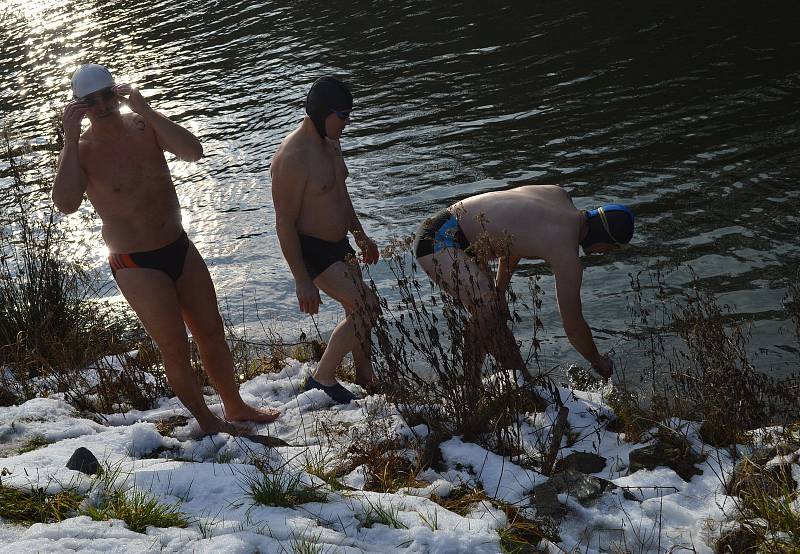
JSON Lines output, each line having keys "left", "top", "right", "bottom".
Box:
{"left": 304, "top": 376, "right": 359, "bottom": 404}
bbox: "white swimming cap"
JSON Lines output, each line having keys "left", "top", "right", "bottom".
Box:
{"left": 71, "top": 64, "right": 114, "bottom": 98}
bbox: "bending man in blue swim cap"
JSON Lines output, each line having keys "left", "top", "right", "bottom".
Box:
{"left": 413, "top": 184, "right": 634, "bottom": 382}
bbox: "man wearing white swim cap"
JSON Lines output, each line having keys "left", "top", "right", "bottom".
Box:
{"left": 53, "top": 63, "right": 280, "bottom": 434}
{"left": 413, "top": 185, "right": 635, "bottom": 382}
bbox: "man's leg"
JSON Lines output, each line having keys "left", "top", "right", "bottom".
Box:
{"left": 114, "top": 268, "right": 238, "bottom": 434}
{"left": 418, "top": 250, "right": 528, "bottom": 380}
{"left": 176, "top": 243, "right": 279, "bottom": 423}
{"left": 311, "top": 261, "right": 380, "bottom": 387}
{"left": 348, "top": 306, "right": 375, "bottom": 387}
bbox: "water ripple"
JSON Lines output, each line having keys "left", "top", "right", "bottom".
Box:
{"left": 1, "top": 0, "right": 799, "bottom": 373}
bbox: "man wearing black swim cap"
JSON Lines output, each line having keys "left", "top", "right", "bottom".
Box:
{"left": 271, "top": 76, "right": 380, "bottom": 404}
{"left": 413, "top": 185, "right": 634, "bottom": 381}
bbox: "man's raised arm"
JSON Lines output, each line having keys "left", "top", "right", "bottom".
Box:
{"left": 271, "top": 156, "right": 321, "bottom": 315}
{"left": 53, "top": 101, "right": 88, "bottom": 214}
{"left": 116, "top": 85, "right": 203, "bottom": 162}
{"left": 551, "top": 255, "right": 612, "bottom": 377}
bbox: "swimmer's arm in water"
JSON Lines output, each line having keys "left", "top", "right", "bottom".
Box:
{"left": 53, "top": 101, "right": 89, "bottom": 214}
{"left": 496, "top": 256, "right": 521, "bottom": 293}
{"left": 272, "top": 154, "right": 321, "bottom": 314}
{"left": 115, "top": 84, "right": 203, "bottom": 162}
{"left": 551, "top": 255, "right": 605, "bottom": 371}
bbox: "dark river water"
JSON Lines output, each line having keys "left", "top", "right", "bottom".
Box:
{"left": 2, "top": 1, "right": 799, "bottom": 379}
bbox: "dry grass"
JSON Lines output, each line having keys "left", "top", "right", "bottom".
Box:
{"left": 15, "top": 435, "right": 50, "bottom": 454}
{"left": 0, "top": 129, "right": 172, "bottom": 414}
{"left": 366, "top": 241, "right": 556, "bottom": 466}
{"left": 431, "top": 486, "right": 558, "bottom": 551}
{"left": 604, "top": 387, "right": 653, "bottom": 443}
{"left": 342, "top": 399, "right": 430, "bottom": 493}
{"left": 618, "top": 271, "right": 800, "bottom": 448}
{"left": 154, "top": 415, "right": 190, "bottom": 438}
{"left": 717, "top": 452, "right": 800, "bottom": 552}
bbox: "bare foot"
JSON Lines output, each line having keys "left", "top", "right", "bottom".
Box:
{"left": 196, "top": 415, "right": 251, "bottom": 437}
{"left": 357, "top": 378, "right": 381, "bottom": 395}
{"left": 225, "top": 403, "right": 280, "bottom": 424}
{"left": 355, "top": 368, "right": 377, "bottom": 389}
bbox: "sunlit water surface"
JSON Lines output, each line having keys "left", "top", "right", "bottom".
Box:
{"left": 2, "top": 0, "right": 799, "bottom": 382}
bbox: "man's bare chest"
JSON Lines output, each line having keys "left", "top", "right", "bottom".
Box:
{"left": 83, "top": 140, "right": 169, "bottom": 193}
{"left": 305, "top": 148, "right": 348, "bottom": 198}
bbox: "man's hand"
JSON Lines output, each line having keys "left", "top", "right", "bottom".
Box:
{"left": 62, "top": 101, "right": 88, "bottom": 142}
{"left": 592, "top": 354, "right": 614, "bottom": 381}
{"left": 114, "top": 84, "right": 153, "bottom": 116}
{"left": 114, "top": 83, "right": 202, "bottom": 160}
{"left": 296, "top": 279, "right": 322, "bottom": 315}
{"left": 357, "top": 236, "right": 379, "bottom": 265}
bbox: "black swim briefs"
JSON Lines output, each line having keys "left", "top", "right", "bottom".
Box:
{"left": 108, "top": 231, "right": 191, "bottom": 282}
{"left": 413, "top": 208, "right": 470, "bottom": 258}
{"left": 299, "top": 234, "right": 357, "bottom": 280}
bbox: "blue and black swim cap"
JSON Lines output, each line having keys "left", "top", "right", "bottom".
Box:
{"left": 305, "top": 76, "right": 352, "bottom": 138}
{"left": 580, "top": 204, "right": 635, "bottom": 250}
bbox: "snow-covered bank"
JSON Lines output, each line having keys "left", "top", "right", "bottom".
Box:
{"left": 0, "top": 359, "right": 787, "bottom": 552}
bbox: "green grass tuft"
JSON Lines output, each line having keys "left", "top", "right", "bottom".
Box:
{"left": 16, "top": 435, "right": 51, "bottom": 454}
{"left": 362, "top": 499, "right": 407, "bottom": 529}
{"left": 287, "top": 534, "right": 323, "bottom": 554}
{"left": 419, "top": 509, "right": 440, "bottom": 532}
{"left": 214, "top": 450, "right": 236, "bottom": 464}
{"left": 245, "top": 469, "right": 328, "bottom": 508}
{"left": 86, "top": 488, "right": 188, "bottom": 533}
{"left": 302, "top": 451, "right": 348, "bottom": 493}
{"left": 0, "top": 485, "right": 82, "bottom": 524}
{"left": 734, "top": 475, "right": 800, "bottom": 551}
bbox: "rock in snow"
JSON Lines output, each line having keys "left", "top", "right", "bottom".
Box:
{"left": 65, "top": 447, "right": 100, "bottom": 476}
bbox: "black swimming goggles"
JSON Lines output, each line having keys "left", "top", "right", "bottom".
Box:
{"left": 77, "top": 87, "right": 116, "bottom": 107}
{"left": 332, "top": 109, "right": 351, "bottom": 121}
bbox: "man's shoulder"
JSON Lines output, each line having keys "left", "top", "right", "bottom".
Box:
{"left": 76, "top": 127, "right": 96, "bottom": 157}
{"left": 273, "top": 134, "right": 313, "bottom": 171}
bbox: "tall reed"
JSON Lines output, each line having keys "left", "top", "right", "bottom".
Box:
{"left": 0, "top": 128, "right": 149, "bottom": 408}
{"left": 366, "top": 239, "right": 556, "bottom": 465}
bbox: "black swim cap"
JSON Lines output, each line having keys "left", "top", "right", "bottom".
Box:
{"left": 580, "top": 204, "right": 635, "bottom": 250}
{"left": 305, "top": 76, "right": 353, "bottom": 138}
